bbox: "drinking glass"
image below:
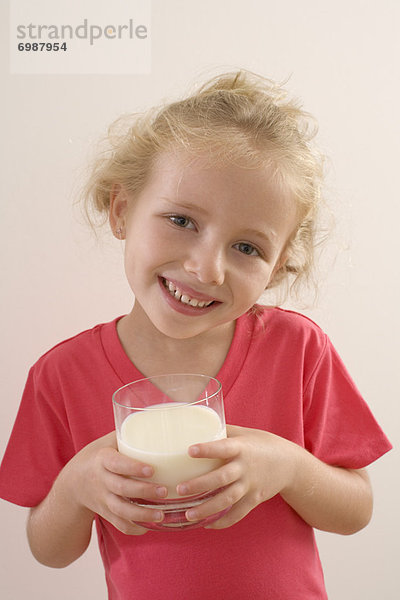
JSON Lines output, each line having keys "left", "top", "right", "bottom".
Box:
{"left": 112, "top": 373, "right": 227, "bottom": 530}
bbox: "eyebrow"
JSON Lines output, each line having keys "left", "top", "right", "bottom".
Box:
{"left": 160, "top": 198, "right": 209, "bottom": 215}
{"left": 242, "top": 228, "right": 278, "bottom": 243}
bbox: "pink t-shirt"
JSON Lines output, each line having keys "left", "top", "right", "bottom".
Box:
{"left": 0, "top": 308, "right": 392, "bottom": 599}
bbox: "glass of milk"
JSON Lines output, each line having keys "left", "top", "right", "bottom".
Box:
{"left": 112, "top": 373, "right": 227, "bottom": 530}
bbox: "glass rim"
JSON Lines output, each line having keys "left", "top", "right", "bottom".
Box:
{"left": 112, "top": 373, "right": 222, "bottom": 410}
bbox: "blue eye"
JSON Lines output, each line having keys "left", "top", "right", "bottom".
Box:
{"left": 169, "top": 215, "right": 194, "bottom": 228}
{"left": 235, "top": 242, "right": 260, "bottom": 256}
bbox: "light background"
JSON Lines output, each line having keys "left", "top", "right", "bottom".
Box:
{"left": 1, "top": 1, "right": 399, "bottom": 598}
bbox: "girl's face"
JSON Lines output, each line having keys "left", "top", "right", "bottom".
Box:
{"left": 112, "top": 151, "right": 298, "bottom": 340}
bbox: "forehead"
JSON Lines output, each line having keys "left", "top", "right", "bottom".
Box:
{"left": 145, "top": 150, "right": 299, "bottom": 237}
{"left": 150, "top": 150, "right": 290, "bottom": 200}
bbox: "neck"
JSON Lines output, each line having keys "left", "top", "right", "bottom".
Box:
{"left": 117, "top": 302, "right": 235, "bottom": 378}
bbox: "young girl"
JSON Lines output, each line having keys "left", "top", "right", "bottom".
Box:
{"left": 0, "top": 70, "right": 392, "bottom": 599}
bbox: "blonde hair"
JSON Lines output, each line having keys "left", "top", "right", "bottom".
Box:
{"left": 82, "top": 69, "right": 325, "bottom": 303}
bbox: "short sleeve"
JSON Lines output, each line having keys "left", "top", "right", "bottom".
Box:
{"left": 303, "top": 336, "right": 392, "bottom": 469}
{"left": 0, "top": 363, "right": 75, "bottom": 507}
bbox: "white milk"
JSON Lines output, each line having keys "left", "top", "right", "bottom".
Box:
{"left": 118, "top": 403, "right": 226, "bottom": 498}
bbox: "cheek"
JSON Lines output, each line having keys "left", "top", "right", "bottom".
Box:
{"left": 124, "top": 232, "right": 160, "bottom": 264}
{"left": 236, "top": 266, "right": 274, "bottom": 301}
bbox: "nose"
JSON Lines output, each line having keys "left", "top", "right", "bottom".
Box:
{"left": 183, "top": 241, "right": 225, "bottom": 286}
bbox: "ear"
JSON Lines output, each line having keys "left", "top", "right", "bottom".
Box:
{"left": 272, "top": 252, "right": 288, "bottom": 277}
{"left": 265, "top": 253, "right": 288, "bottom": 289}
{"left": 109, "top": 184, "right": 129, "bottom": 239}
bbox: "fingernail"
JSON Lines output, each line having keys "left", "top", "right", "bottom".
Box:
{"left": 186, "top": 509, "right": 197, "bottom": 521}
{"left": 156, "top": 486, "right": 167, "bottom": 498}
{"left": 177, "top": 484, "right": 188, "bottom": 495}
{"left": 190, "top": 445, "right": 200, "bottom": 456}
{"left": 153, "top": 511, "right": 164, "bottom": 522}
{"left": 142, "top": 466, "right": 153, "bottom": 477}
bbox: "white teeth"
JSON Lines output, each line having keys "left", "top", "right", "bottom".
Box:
{"left": 163, "top": 278, "right": 214, "bottom": 309}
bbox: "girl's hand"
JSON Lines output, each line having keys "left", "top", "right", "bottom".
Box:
{"left": 66, "top": 431, "right": 168, "bottom": 535}
{"left": 176, "top": 425, "right": 298, "bottom": 529}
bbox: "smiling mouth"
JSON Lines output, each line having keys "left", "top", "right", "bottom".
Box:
{"left": 161, "top": 278, "right": 216, "bottom": 308}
